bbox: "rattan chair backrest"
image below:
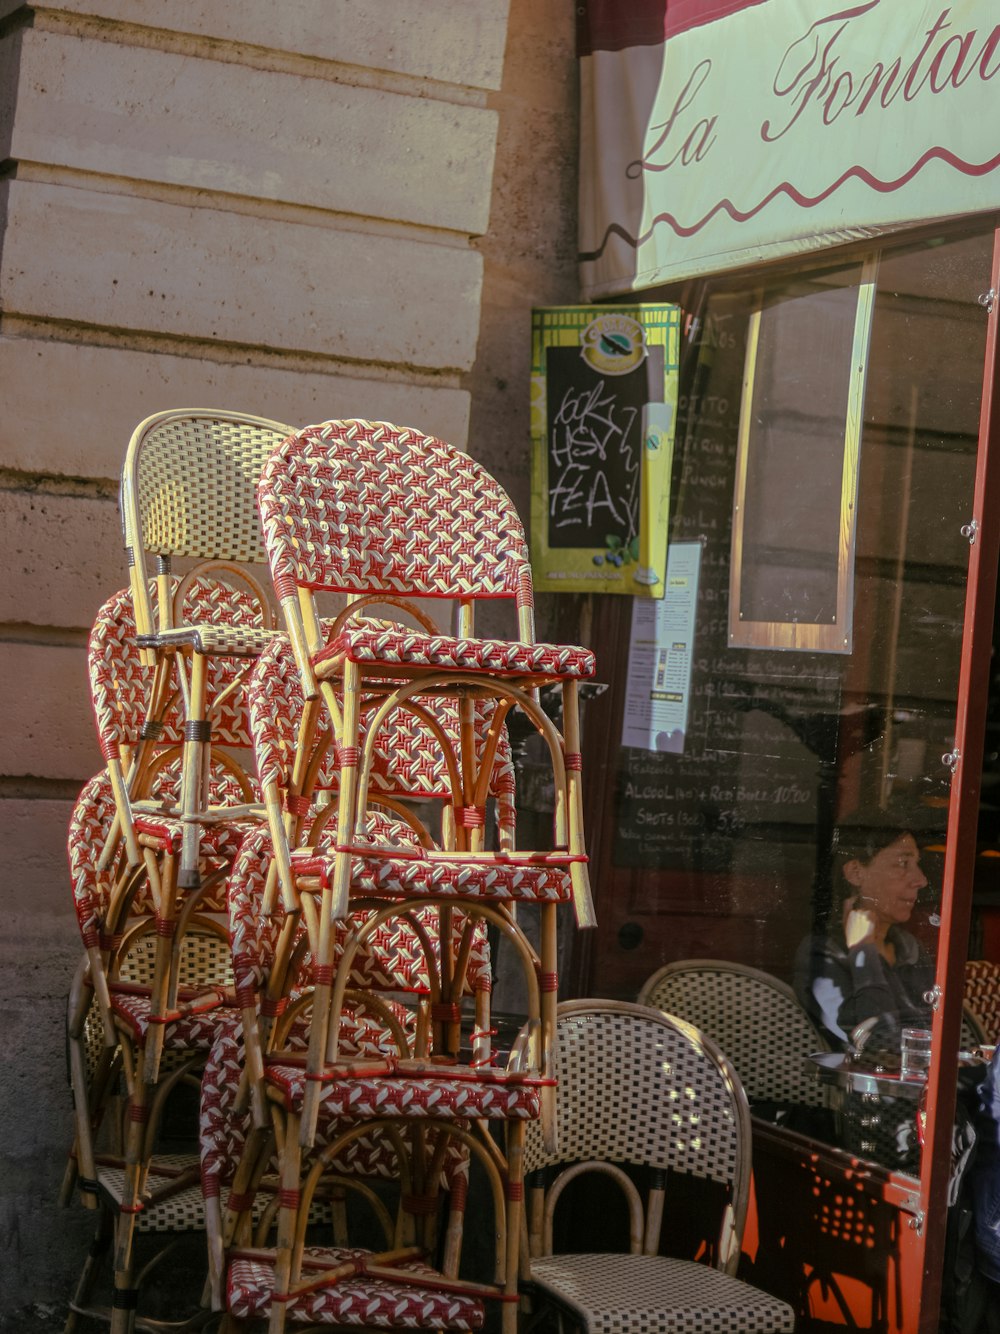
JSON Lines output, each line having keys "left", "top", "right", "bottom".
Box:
{"left": 523, "top": 1000, "right": 751, "bottom": 1220}
{"left": 120, "top": 409, "right": 293, "bottom": 640}
{"left": 89, "top": 582, "right": 258, "bottom": 756}
{"left": 257, "top": 418, "right": 532, "bottom": 604}
{"left": 67, "top": 772, "right": 153, "bottom": 941}
{"left": 638, "top": 959, "right": 831, "bottom": 1108}
{"left": 965, "top": 959, "right": 1000, "bottom": 1045}
{"left": 247, "top": 634, "right": 516, "bottom": 809}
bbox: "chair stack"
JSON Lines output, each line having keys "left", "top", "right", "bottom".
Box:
{"left": 64, "top": 410, "right": 294, "bottom": 1330}
{"left": 211, "top": 418, "right": 597, "bottom": 1332}
{"left": 63, "top": 413, "right": 598, "bottom": 1333}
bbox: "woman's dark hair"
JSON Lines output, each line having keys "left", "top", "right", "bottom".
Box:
{"left": 830, "top": 797, "right": 940, "bottom": 891}
{"left": 832, "top": 821, "right": 916, "bottom": 867}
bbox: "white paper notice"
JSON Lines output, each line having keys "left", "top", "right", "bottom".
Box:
{"left": 621, "top": 541, "right": 702, "bottom": 753}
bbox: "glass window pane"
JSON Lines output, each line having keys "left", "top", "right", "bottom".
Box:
{"left": 585, "top": 224, "right": 994, "bottom": 1173}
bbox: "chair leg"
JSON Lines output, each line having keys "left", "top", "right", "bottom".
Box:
{"left": 109, "top": 1214, "right": 139, "bottom": 1334}
{"left": 179, "top": 650, "right": 209, "bottom": 891}
{"left": 561, "top": 679, "right": 596, "bottom": 930}
{"left": 267, "top": 1107, "right": 303, "bottom": 1334}
{"left": 114, "top": 1070, "right": 152, "bottom": 1278}
{"left": 64, "top": 1204, "right": 114, "bottom": 1333}
{"left": 502, "top": 1121, "right": 526, "bottom": 1334}
{"left": 141, "top": 848, "right": 180, "bottom": 1086}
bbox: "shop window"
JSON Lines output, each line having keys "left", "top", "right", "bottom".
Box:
{"left": 580, "top": 225, "right": 995, "bottom": 1185}
{"left": 729, "top": 259, "right": 877, "bottom": 652}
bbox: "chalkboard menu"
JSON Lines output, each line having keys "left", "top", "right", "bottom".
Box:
{"left": 543, "top": 343, "right": 662, "bottom": 551}
{"left": 609, "top": 295, "right": 845, "bottom": 873}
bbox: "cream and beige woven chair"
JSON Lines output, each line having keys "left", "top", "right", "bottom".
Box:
{"left": 517, "top": 1000, "right": 797, "bottom": 1334}
{"left": 120, "top": 408, "right": 293, "bottom": 891}
{"left": 638, "top": 958, "right": 832, "bottom": 1114}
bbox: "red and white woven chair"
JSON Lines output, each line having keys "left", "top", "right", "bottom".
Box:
{"left": 256, "top": 418, "right": 595, "bottom": 933}
{"left": 243, "top": 633, "right": 508, "bottom": 1105}
{"left": 256, "top": 419, "right": 595, "bottom": 1117}
{"left": 87, "top": 580, "right": 263, "bottom": 1085}
{"left": 64, "top": 765, "right": 236, "bottom": 1334}
{"left": 74, "top": 582, "right": 273, "bottom": 1332}
{"left": 200, "top": 1012, "right": 501, "bottom": 1333}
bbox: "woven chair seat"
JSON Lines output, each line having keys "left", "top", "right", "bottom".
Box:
{"left": 112, "top": 989, "right": 236, "bottom": 1046}
{"left": 265, "top": 1062, "right": 544, "bottom": 1120}
{"left": 95, "top": 1153, "right": 205, "bottom": 1233}
{"left": 528, "top": 1253, "right": 796, "bottom": 1334}
{"left": 133, "top": 812, "right": 257, "bottom": 857}
{"left": 316, "top": 624, "right": 595, "bottom": 682}
{"left": 227, "top": 1248, "right": 486, "bottom": 1328}
{"left": 141, "top": 622, "right": 281, "bottom": 659}
{"left": 292, "top": 847, "right": 575, "bottom": 905}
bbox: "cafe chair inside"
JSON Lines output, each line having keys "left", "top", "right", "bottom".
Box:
{"left": 517, "top": 1000, "right": 797, "bottom": 1334}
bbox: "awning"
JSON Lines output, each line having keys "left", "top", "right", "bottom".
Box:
{"left": 578, "top": 0, "right": 1000, "bottom": 298}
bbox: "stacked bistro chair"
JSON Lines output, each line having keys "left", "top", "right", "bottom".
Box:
{"left": 516, "top": 1000, "right": 797, "bottom": 1333}
{"left": 637, "top": 959, "right": 833, "bottom": 1119}
{"left": 229, "top": 635, "right": 499, "bottom": 1122}
{"left": 118, "top": 405, "right": 296, "bottom": 1072}
{"left": 64, "top": 583, "right": 259, "bottom": 1331}
{"left": 207, "top": 417, "right": 598, "bottom": 1330}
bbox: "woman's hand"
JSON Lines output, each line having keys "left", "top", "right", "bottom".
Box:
{"left": 843, "top": 895, "right": 877, "bottom": 948}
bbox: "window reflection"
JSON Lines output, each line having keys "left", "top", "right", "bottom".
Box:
{"left": 589, "top": 223, "right": 995, "bottom": 1175}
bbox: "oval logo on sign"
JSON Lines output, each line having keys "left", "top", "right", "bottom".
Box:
{"left": 580, "top": 313, "right": 647, "bottom": 376}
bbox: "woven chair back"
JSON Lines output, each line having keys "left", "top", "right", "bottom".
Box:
{"left": 227, "top": 823, "right": 490, "bottom": 1002}
{"left": 639, "top": 959, "right": 831, "bottom": 1108}
{"left": 88, "top": 581, "right": 261, "bottom": 755}
{"left": 523, "top": 1000, "right": 750, "bottom": 1207}
{"left": 257, "top": 418, "right": 531, "bottom": 602}
{"left": 67, "top": 772, "right": 153, "bottom": 940}
{"left": 123, "top": 409, "right": 291, "bottom": 565}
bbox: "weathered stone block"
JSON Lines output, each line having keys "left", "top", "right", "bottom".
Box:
{"left": 0, "top": 178, "right": 485, "bottom": 371}
{"left": 0, "top": 642, "right": 98, "bottom": 779}
{"left": 0, "top": 335, "right": 471, "bottom": 479}
{"left": 8, "top": 28, "right": 498, "bottom": 234}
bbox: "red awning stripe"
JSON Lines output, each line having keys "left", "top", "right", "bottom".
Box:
{"left": 578, "top": 0, "right": 771, "bottom": 56}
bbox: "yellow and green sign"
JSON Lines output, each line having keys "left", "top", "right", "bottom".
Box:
{"left": 530, "top": 304, "right": 680, "bottom": 596}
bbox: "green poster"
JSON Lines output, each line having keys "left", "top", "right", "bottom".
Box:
{"left": 530, "top": 305, "right": 680, "bottom": 596}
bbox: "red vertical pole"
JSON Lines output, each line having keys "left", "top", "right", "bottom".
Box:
{"left": 918, "top": 227, "right": 1000, "bottom": 1332}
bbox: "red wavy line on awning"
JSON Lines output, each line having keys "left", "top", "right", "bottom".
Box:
{"left": 579, "top": 145, "right": 1000, "bottom": 261}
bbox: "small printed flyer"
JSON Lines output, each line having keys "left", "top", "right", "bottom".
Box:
{"left": 621, "top": 541, "right": 702, "bottom": 753}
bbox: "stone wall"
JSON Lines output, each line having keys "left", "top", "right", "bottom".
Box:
{"left": 0, "top": 0, "right": 579, "bottom": 1321}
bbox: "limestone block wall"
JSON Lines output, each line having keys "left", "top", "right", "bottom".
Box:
{"left": 0, "top": 0, "right": 580, "bottom": 1320}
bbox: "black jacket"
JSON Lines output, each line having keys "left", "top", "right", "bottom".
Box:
{"left": 793, "top": 919, "right": 935, "bottom": 1054}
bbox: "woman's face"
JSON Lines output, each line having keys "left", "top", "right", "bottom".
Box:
{"left": 846, "top": 833, "right": 928, "bottom": 926}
